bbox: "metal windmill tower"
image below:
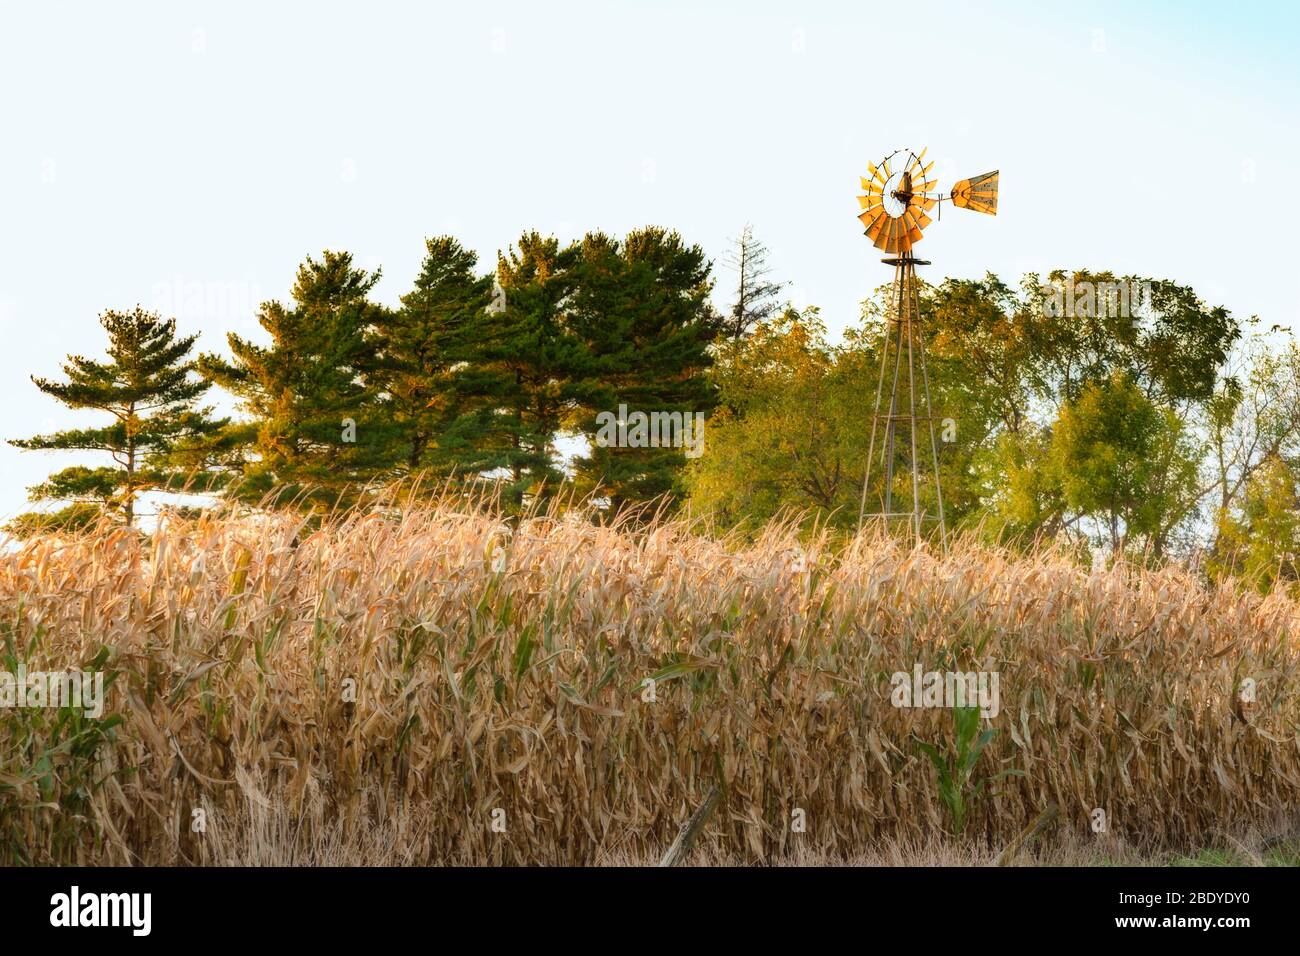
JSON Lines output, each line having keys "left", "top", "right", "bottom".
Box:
{"left": 854, "top": 148, "right": 998, "bottom": 547}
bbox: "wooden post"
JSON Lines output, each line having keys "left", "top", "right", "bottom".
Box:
{"left": 992, "top": 803, "right": 1060, "bottom": 866}
{"left": 658, "top": 786, "right": 721, "bottom": 867}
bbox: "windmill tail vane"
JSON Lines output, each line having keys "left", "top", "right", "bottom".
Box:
{"left": 950, "top": 170, "right": 999, "bottom": 215}
{"left": 855, "top": 148, "right": 998, "bottom": 549}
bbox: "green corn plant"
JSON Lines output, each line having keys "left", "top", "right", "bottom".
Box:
{"left": 0, "top": 645, "right": 124, "bottom": 864}
{"left": 915, "top": 706, "right": 1020, "bottom": 835}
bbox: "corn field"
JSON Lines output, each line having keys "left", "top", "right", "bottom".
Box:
{"left": 3, "top": 500, "right": 1299, "bottom": 865}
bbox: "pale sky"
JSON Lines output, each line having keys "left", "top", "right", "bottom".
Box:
{"left": 2, "top": 0, "right": 1298, "bottom": 521}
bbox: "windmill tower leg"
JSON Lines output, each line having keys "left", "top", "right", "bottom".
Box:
{"left": 882, "top": 264, "right": 908, "bottom": 517}
{"left": 913, "top": 264, "right": 948, "bottom": 550}
{"left": 905, "top": 260, "right": 923, "bottom": 544}
{"left": 860, "top": 260, "right": 904, "bottom": 527}
{"left": 858, "top": 261, "right": 897, "bottom": 528}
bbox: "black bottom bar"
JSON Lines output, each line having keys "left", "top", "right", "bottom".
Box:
{"left": 0, "top": 865, "right": 1281, "bottom": 943}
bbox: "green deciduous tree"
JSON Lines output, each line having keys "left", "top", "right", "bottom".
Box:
{"left": 1204, "top": 339, "right": 1300, "bottom": 523}
{"left": 685, "top": 308, "right": 867, "bottom": 530}
{"left": 1048, "top": 371, "right": 1201, "bottom": 554}
{"left": 931, "top": 271, "right": 1237, "bottom": 554}
{"left": 1209, "top": 454, "right": 1300, "bottom": 595}
{"left": 1022, "top": 270, "right": 1240, "bottom": 408}
{"left": 927, "top": 274, "right": 1036, "bottom": 436}
{"left": 977, "top": 426, "right": 1064, "bottom": 542}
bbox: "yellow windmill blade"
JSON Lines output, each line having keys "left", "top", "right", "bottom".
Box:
{"left": 903, "top": 219, "right": 922, "bottom": 247}
{"left": 859, "top": 209, "right": 884, "bottom": 231}
{"left": 857, "top": 194, "right": 881, "bottom": 210}
{"left": 859, "top": 176, "right": 882, "bottom": 194}
{"left": 950, "top": 170, "right": 999, "bottom": 215}
{"left": 865, "top": 211, "right": 888, "bottom": 241}
{"left": 874, "top": 218, "right": 893, "bottom": 252}
{"left": 887, "top": 219, "right": 905, "bottom": 253}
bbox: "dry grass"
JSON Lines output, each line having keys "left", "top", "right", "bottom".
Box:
{"left": 2, "top": 497, "right": 1299, "bottom": 865}
{"left": 119, "top": 787, "right": 1300, "bottom": 867}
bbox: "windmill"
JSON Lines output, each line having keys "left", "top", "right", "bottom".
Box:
{"left": 855, "top": 148, "right": 998, "bottom": 546}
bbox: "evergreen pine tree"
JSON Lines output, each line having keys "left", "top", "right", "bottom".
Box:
{"left": 8, "top": 306, "right": 224, "bottom": 532}
{"left": 376, "top": 236, "right": 494, "bottom": 475}
{"left": 446, "top": 232, "right": 586, "bottom": 506}
{"left": 199, "top": 250, "right": 390, "bottom": 508}
{"left": 570, "top": 227, "right": 720, "bottom": 511}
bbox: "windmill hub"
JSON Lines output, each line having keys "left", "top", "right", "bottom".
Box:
{"left": 892, "top": 171, "right": 915, "bottom": 207}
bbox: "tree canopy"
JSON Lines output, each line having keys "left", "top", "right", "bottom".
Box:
{"left": 11, "top": 228, "right": 1300, "bottom": 600}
